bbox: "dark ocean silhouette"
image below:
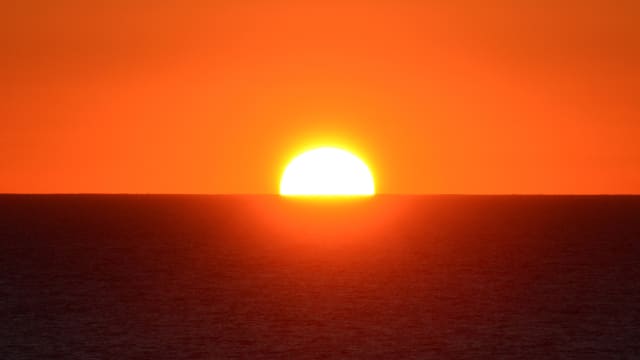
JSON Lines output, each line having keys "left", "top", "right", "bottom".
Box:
{"left": 2, "top": 195, "right": 640, "bottom": 359}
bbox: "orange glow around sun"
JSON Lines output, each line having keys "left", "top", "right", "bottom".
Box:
{"left": 1, "top": 1, "right": 638, "bottom": 194}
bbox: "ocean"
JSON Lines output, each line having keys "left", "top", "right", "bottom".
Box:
{"left": 2, "top": 195, "right": 639, "bottom": 359}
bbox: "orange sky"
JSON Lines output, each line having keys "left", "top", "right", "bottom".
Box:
{"left": 2, "top": 1, "right": 639, "bottom": 194}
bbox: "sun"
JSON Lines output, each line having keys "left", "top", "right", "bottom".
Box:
{"left": 280, "top": 147, "right": 375, "bottom": 196}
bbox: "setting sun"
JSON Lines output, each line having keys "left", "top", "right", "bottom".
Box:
{"left": 280, "top": 147, "right": 375, "bottom": 196}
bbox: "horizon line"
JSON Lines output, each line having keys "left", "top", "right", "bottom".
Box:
{"left": 1, "top": 193, "right": 639, "bottom": 196}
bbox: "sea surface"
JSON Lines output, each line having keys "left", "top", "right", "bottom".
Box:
{"left": 2, "top": 195, "right": 640, "bottom": 359}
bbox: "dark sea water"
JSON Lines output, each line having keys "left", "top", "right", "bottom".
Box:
{"left": 2, "top": 195, "right": 640, "bottom": 359}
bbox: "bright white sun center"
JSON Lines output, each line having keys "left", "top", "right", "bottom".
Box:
{"left": 280, "top": 147, "right": 375, "bottom": 196}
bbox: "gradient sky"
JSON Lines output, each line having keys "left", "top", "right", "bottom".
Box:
{"left": 2, "top": 1, "right": 639, "bottom": 194}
